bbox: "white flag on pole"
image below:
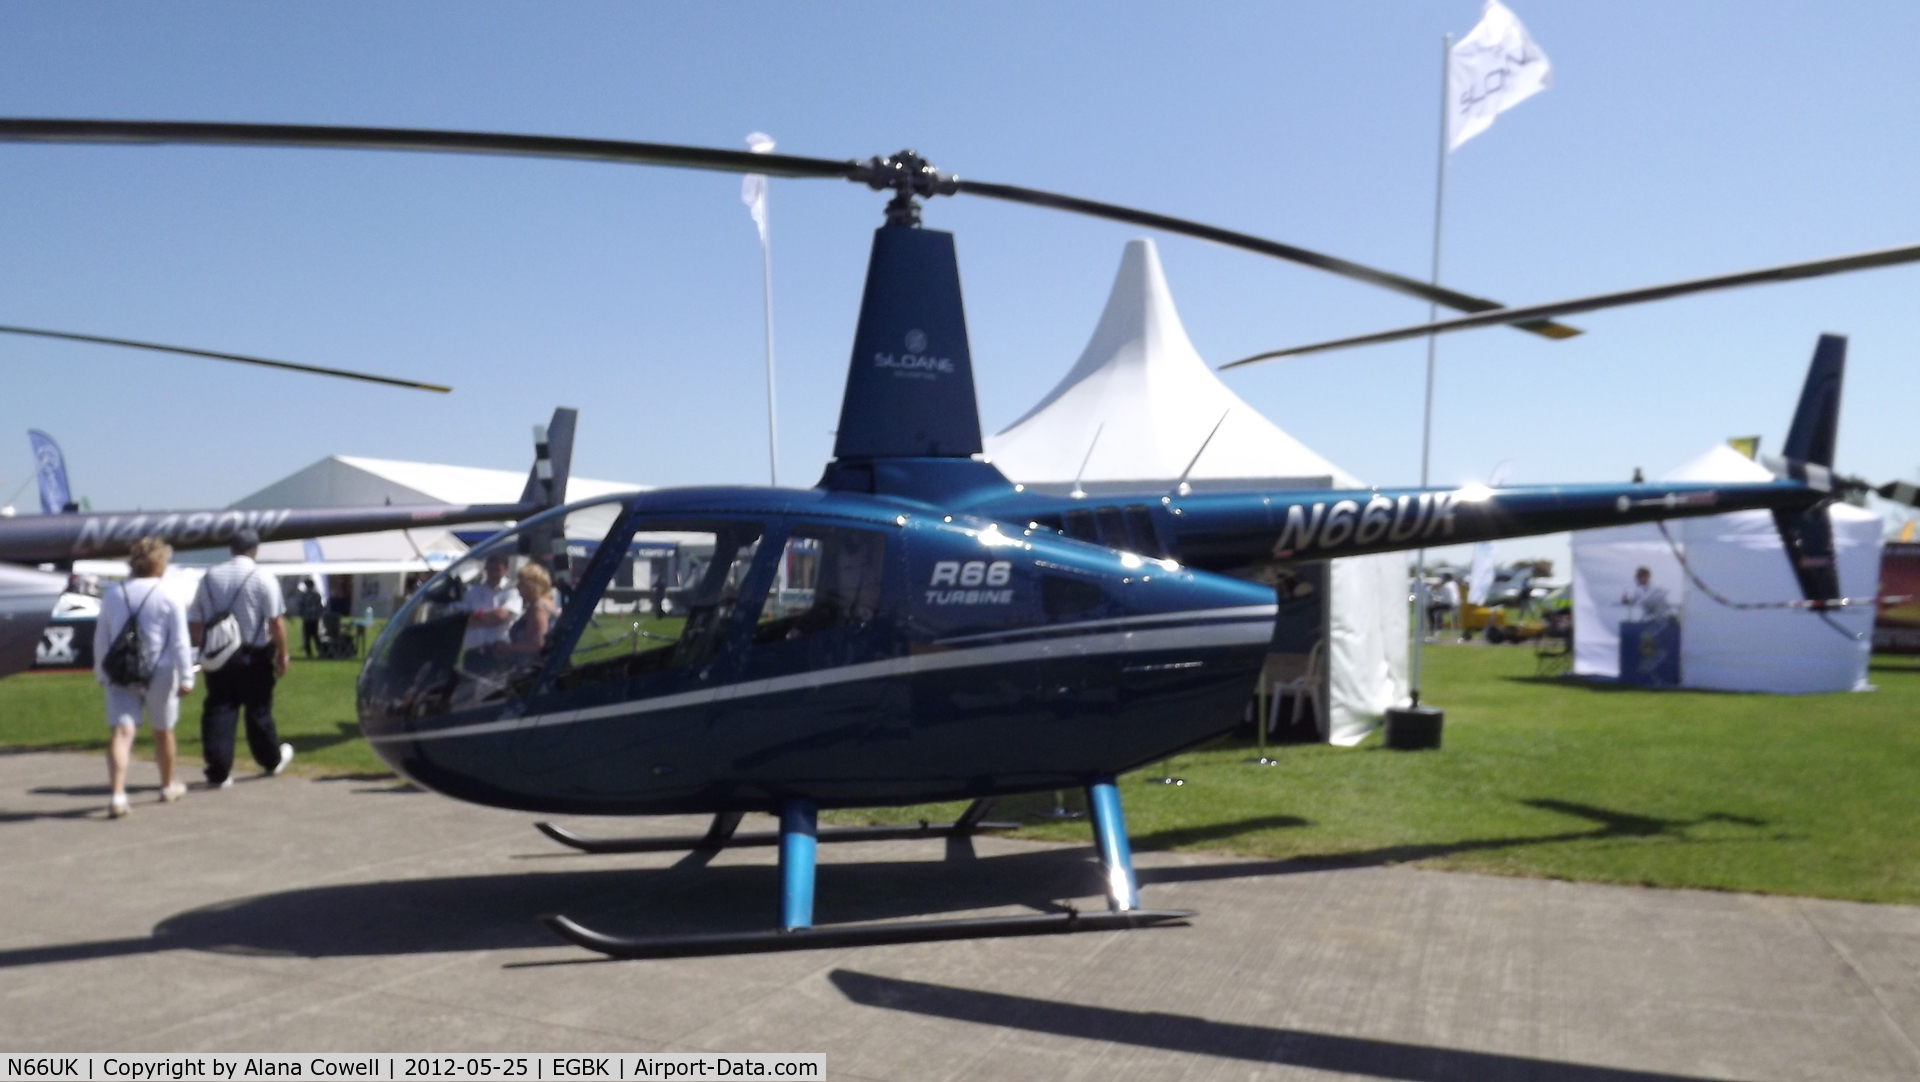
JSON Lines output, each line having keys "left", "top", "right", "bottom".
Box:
{"left": 1463, "top": 460, "right": 1511, "bottom": 604}
{"left": 741, "top": 131, "right": 775, "bottom": 242}
{"left": 1447, "top": 1, "right": 1551, "bottom": 151}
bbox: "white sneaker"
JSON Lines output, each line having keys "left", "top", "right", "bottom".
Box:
{"left": 109, "top": 794, "right": 130, "bottom": 818}
{"left": 160, "top": 781, "right": 187, "bottom": 803}
{"left": 211, "top": 776, "right": 234, "bottom": 790}
{"left": 269, "top": 743, "right": 295, "bottom": 776}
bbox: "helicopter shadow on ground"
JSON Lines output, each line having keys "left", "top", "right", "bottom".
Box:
{"left": 0, "top": 801, "right": 1766, "bottom": 971}
{"left": 287, "top": 721, "right": 370, "bottom": 758}
{"left": 827, "top": 969, "right": 1724, "bottom": 1082}
{"left": 1130, "top": 798, "right": 1772, "bottom": 889}
{"left": 0, "top": 844, "right": 1139, "bottom": 969}
{"left": 1502, "top": 674, "right": 1746, "bottom": 696}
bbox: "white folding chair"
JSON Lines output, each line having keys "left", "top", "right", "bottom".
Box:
{"left": 1267, "top": 639, "right": 1324, "bottom": 740}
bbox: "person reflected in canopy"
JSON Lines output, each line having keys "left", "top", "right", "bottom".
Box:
{"left": 499, "top": 562, "right": 561, "bottom": 657}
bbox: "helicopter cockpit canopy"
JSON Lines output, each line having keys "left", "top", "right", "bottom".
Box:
{"left": 359, "top": 496, "right": 634, "bottom": 722}
{"left": 359, "top": 495, "right": 901, "bottom": 731}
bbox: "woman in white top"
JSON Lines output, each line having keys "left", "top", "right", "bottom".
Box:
{"left": 93, "top": 536, "right": 195, "bottom": 817}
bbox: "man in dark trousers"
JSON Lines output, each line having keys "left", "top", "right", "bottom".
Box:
{"left": 190, "top": 527, "right": 293, "bottom": 788}
{"left": 294, "top": 579, "right": 324, "bottom": 658}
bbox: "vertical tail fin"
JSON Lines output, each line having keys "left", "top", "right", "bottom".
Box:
{"left": 830, "top": 225, "right": 983, "bottom": 462}
{"left": 1773, "top": 335, "right": 1846, "bottom": 604}
{"left": 1782, "top": 333, "right": 1845, "bottom": 468}
{"left": 519, "top": 407, "right": 577, "bottom": 511}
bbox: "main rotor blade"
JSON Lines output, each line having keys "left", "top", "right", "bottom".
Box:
{"left": 0, "top": 324, "right": 451, "bottom": 392}
{"left": 0, "top": 118, "right": 859, "bottom": 179}
{"left": 953, "top": 179, "right": 1582, "bottom": 340}
{"left": 0, "top": 119, "right": 1583, "bottom": 339}
{"left": 1221, "top": 241, "right": 1920, "bottom": 369}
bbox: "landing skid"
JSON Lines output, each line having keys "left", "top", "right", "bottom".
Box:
{"left": 533, "top": 799, "right": 1018, "bottom": 855}
{"left": 541, "top": 907, "right": 1195, "bottom": 959}
{"left": 539, "top": 780, "right": 1186, "bottom": 958}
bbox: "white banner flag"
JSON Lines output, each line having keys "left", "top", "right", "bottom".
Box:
{"left": 740, "top": 131, "right": 775, "bottom": 242}
{"left": 1465, "top": 461, "right": 1510, "bottom": 605}
{"left": 1447, "top": 1, "right": 1551, "bottom": 151}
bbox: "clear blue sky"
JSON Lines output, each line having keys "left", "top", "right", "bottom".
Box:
{"left": 0, "top": 2, "right": 1916, "bottom": 569}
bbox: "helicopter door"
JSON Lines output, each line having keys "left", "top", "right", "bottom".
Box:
{"left": 482, "top": 517, "right": 763, "bottom": 778}
{"left": 721, "top": 523, "right": 903, "bottom": 773}
{"left": 548, "top": 518, "right": 766, "bottom": 703}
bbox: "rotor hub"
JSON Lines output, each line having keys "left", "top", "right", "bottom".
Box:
{"left": 852, "top": 150, "right": 958, "bottom": 227}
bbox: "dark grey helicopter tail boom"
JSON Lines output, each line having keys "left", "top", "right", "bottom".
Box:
{"left": 0, "top": 407, "right": 580, "bottom": 565}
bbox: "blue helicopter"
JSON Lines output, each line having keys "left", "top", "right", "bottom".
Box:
{"left": 0, "top": 120, "right": 1908, "bottom": 959}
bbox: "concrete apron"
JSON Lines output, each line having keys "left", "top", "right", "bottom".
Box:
{"left": 2, "top": 750, "right": 1918, "bottom": 1081}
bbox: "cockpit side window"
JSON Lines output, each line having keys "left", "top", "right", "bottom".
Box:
{"left": 554, "top": 518, "right": 764, "bottom": 694}
{"left": 737, "top": 522, "right": 895, "bottom": 680}
{"left": 755, "top": 524, "right": 887, "bottom": 644}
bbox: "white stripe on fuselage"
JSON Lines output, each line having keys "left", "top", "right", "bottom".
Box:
{"left": 930, "top": 604, "right": 1280, "bottom": 647}
{"left": 369, "top": 605, "right": 1279, "bottom": 745}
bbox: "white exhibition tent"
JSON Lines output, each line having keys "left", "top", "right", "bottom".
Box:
{"left": 1571, "top": 442, "right": 1879, "bottom": 693}
{"left": 231, "top": 456, "right": 643, "bottom": 566}
{"left": 207, "top": 456, "right": 645, "bottom": 615}
{"left": 985, "top": 238, "right": 1408, "bottom": 744}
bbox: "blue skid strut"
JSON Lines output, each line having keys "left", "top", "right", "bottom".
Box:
{"left": 1086, "top": 776, "right": 1139, "bottom": 911}
{"left": 779, "top": 798, "right": 818, "bottom": 931}
{"left": 540, "top": 781, "right": 1190, "bottom": 957}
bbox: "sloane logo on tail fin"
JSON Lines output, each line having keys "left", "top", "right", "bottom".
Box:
{"left": 832, "top": 226, "right": 983, "bottom": 459}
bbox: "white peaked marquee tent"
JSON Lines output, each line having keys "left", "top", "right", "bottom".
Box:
{"left": 1572, "top": 443, "right": 1879, "bottom": 693}
{"left": 986, "top": 239, "right": 1409, "bottom": 744}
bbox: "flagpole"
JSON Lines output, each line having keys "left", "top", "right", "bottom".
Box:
{"left": 759, "top": 225, "right": 779, "bottom": 487}
{"left": 1410, "top": 31, "right": 1452, "bottom": 708}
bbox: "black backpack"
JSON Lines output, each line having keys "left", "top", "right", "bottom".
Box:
{"left": 102, "top": 582, "right": 164, "bottom": 688}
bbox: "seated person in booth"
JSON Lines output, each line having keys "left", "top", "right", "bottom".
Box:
{"left": 1621, "top": 566, "right": 1673, "bottom": 622}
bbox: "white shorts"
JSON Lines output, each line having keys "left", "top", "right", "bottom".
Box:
{"left": 104, "top": 667, "right": 182, "bottom": 732}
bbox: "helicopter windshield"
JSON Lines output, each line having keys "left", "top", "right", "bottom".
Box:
{"left": 359, "top": 497, "right": 628, "bottom": 723}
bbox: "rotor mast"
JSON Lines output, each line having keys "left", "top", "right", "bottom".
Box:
{"left": 851, "top": 150, "right": 959, "bottom": 227}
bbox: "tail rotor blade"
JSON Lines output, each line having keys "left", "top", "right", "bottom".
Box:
{"left": 1878, "top": 481, "right": 1920, "bottom": 509}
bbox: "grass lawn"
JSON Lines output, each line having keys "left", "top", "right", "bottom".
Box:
{"left": 0, "top": 656, "right": 384, "bottom": 776}
{"left": 839, "top": 646, "right": 1920, "bottom": 906}
{"left": 6, "top": 644, "right": 1918, "bottom": 904}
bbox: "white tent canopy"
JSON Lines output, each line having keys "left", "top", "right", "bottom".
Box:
{"left": 230, "top": 457, "right": 644, "bottom": 565}
{"left": 990, "top": 241, "right": 1356, "bottom": 492}
{"left": 984, "top": 238, "right": 1408, "bottom": 744}
{"left": 236, "top": 456, "right": 639, "bottom": 511}
{"left": 1571, "top": 443, "right": 1878, "bottom": 693}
